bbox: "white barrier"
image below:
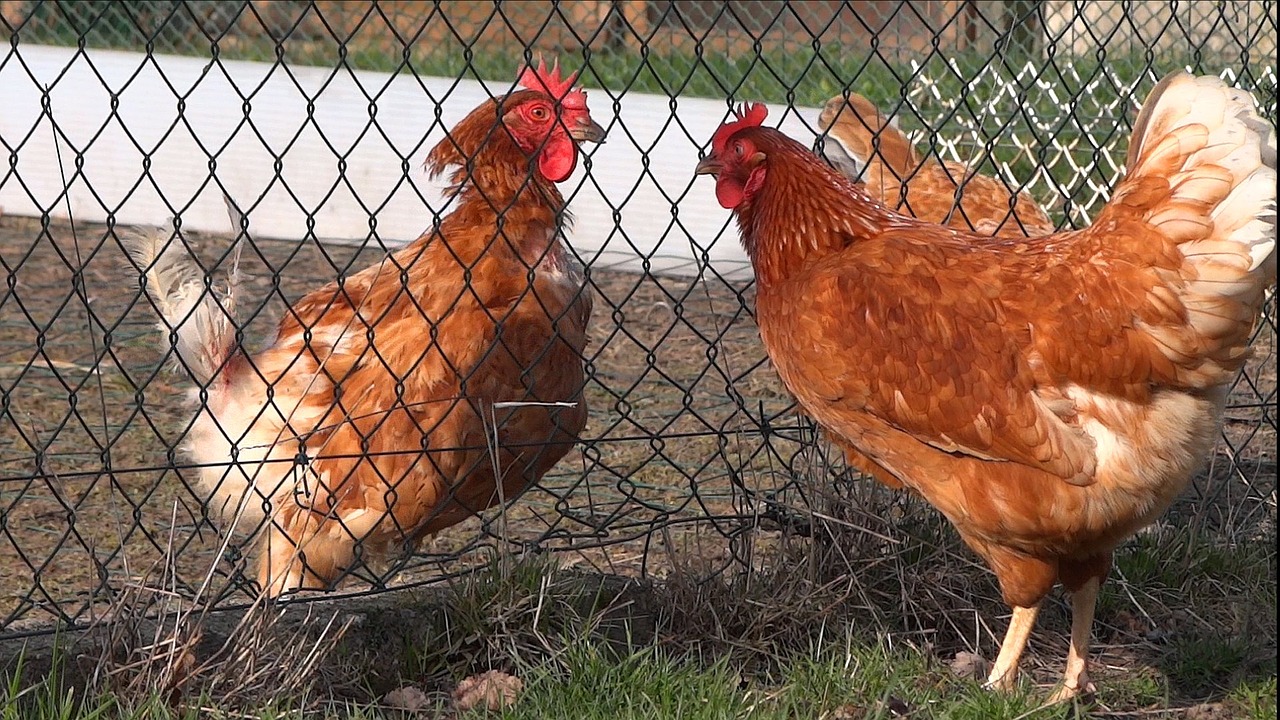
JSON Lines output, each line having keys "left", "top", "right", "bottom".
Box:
{"left": 0, "top": 45, "right": 825, "bottom": 281}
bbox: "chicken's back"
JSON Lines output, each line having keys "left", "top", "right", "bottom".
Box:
{"left": 914, "top": 160, "right": 1056, "bottom": 237}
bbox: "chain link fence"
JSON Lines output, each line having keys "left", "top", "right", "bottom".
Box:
{"left": 0, "top": 1, "right": 1275, "bottom": 636}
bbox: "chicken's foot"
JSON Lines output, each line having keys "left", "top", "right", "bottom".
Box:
{"left": 1048, "top": 577, "right": 1100, "bottom": 703}
{"left": 985, "top": 603, "right": 1040, "bottom": 692}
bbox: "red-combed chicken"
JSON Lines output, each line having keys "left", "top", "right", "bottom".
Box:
{"left": 125, "top": 59, "right": 605, "bottom": 597}
{"left": 697, "top": 73, "right": 1276, "bottom": 700}
{"left": 817, "top": 92, "right": 1056, "bottom": 237}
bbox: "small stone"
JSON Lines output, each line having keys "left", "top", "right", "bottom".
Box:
{"left": 1184, "top": 702, "right": 1233, "bottom": 720}
{"left": 453, "top": 670, "right": 524, "bottom": 712}
{"left": 949, "top": 650, "right": 988, "bottom": 680}
{"left": 830, "top": 703, "right": 866, "bottom": 719}
{"left": 383, "top": 685, "right": 430, "bottom": 713}
{"left": 1112, "top": 609, "right": 1148, "bottom": 636}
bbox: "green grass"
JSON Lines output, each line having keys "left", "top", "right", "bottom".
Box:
{"left": 3, "top": 526, "right": 1274, "bottom": 720}
{"left": 1164, "top": 634, "right": 1259, "bottom": 699}
{"left": 10, "top": 632, "right": 1274, "bottom": 720}
{"left": 486, "top": 640, "right": 1034, "bottom": 720}
{"left": 0, "top": 638, "right": 1043, "bottom": 719}
{"left": 1229, "top": 677, "right": 1279, "bottom": 720}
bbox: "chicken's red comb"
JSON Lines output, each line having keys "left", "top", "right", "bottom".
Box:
{"left": 517, "top": 56, "right": 587, "bottom": 110}
{"left": 712, "top": 102, "right": 769, "bottom": 154}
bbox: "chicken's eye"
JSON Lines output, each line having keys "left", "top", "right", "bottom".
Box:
{"left": 733, "top": 141, "right": 745, "bottom": 157}
{"left": 530, "top": 106, "right": 550, "bottom": 121}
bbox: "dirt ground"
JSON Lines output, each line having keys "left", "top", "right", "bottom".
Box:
{"left": 0, "top": 212, "right": 1275, "bottom": 636}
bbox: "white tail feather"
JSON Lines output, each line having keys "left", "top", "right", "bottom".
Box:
{"left": 1120, "top": 72, "right": 1277, "bottom": 385}
{"left": 122, "top": 208, "right": 245, "bottom": 385}
{"left": 1131, "top": 74, "right": 1278, "bottom": 266}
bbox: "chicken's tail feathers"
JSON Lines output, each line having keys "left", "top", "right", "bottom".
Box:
{"left": 1121, "top": 71, "right": 1277, "bottom": 280}
{"left": 1112, "top": 71, "right": 1277, "bottom": 385}
{"left": 122, "top": 220, "right": 238, "bottom": 385}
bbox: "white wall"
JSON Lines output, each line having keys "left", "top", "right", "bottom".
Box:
{"left": 0, "top": 45, "right": 823, "bottom": 282}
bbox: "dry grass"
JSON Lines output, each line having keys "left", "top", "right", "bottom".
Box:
{"left": 80, "top": 520, "right": 355, "bottom": 713}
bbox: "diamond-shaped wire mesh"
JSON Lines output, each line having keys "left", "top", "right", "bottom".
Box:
{"left": 0, "top": 1, "right": 1275, "bottom": 636}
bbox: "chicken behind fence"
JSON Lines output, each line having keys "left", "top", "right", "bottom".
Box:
{"left": 817, "top": 92, "right": 1056, "bottom": 238}
{"left": 124, "top": 59, "right": 605, "bottom": 597}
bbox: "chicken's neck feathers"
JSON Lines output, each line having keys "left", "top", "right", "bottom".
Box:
{"left": 408, "top": 146, "right": 576, "bottom": 278}
{"left": 738, "top": 134, "right": 906, "bottom": 285}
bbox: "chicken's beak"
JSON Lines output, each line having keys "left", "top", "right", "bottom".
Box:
{"left": 694, "top": 156, "right": 722, "bottom": 176}
{"left": 570, "top": 117, "right": 607, "bottom": 144}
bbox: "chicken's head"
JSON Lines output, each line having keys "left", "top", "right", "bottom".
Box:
{"left": 695, "top": 103, "right": 770, "bottom": 209}
{"left": 426, "top": 58, "right": 605, "bottom": 186}
{"left": 502, "top": 58, "right": 605, "bottom": 182}
{"left": 814, "top": 93, "right": 892, "bottom": 181}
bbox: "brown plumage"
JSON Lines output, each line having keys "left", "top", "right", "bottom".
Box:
{"left": 125, "top": 60, "right": 605, "bottom": 596}
{"left": 817, "top": 92, "right": 1055, "bottom": 237}
{"left": 698, "top": 73, "right": 1276, "bottom": 700}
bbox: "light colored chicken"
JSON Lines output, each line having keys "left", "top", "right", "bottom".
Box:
{"left": 817, "top": 92, "right": 1055, "bottom": 237}
{"left": 697, "top": 74, "right": 1275, "bottom": 700}
{"left": 125, "top": 59, "right": 604, "bottom": 596}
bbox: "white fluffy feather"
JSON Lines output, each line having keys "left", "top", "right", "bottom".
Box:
{"left": 122, "top": 196, "right": 247, "bottom": 384}
{"left": 1133, "top": 72, "right": 1277, "bottom": 301}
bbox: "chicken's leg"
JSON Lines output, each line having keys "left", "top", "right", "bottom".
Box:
{"left": 1048, "top": 577, "right": 1100, "bottom": 703}
{"left": 986, "top": 604, "right": 1040, "bottom": 691}
{"left": 260, "top": 507, "right": 352, "bottom": 597}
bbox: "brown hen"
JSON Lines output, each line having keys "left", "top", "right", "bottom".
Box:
{"left": 817, "top": 92, "right": 1055, "bottom": 237}
{"left": 697, "top": 74, "right": 1276, "bottom": 700}
{"left": 125, "top": 60, "right": 604, "bottom": 596}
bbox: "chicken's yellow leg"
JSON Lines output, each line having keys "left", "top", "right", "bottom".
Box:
{"left": 1049, "top": 577, "right": 1100, "bottom": 703}
{"left": 986, "top": 604, "right": 1040, "bottom": 692}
